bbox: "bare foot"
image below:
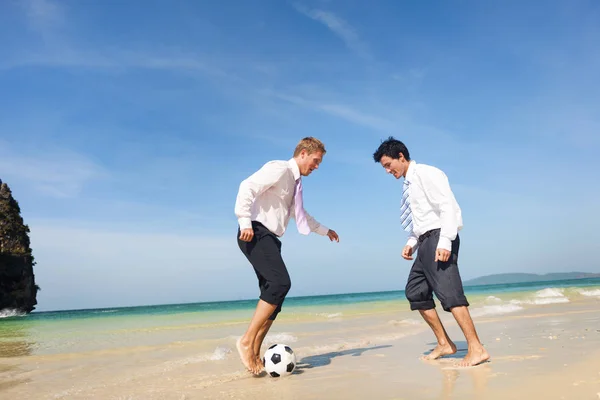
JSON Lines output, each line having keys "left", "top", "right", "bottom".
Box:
{"left": 255, "top": 355, "right": 264, "bottom": 371}
{"left": 455, "top": 346, "right": 490, "bottom": 367}
{"left": 236, "top": 337, "right": 259, "bottom": 374}
{"left": 421, "top": 341, "right": 457, "bottom": 361}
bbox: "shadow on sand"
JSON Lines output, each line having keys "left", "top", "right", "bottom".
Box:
{"left": 424, "top": 340, "right": 492, "bottom": 366}
{"left": 293, "top": 345, "right": 392, "bottom": 374}
{"left": 424, "top": 340, "right": 469, "bottom": 360}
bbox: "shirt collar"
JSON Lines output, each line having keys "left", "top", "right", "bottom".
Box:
{"left": 404, "top": 160, "right": 416, "bottom": 184}
{"left": 288, "top": 158, "right": 301, "bottom": 181}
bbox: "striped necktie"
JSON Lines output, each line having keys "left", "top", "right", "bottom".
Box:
{"left": 400, "top": 180, "right": 413, "bottom": 232}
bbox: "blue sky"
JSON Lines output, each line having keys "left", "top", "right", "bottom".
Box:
{"left": 1, "top": 0, "right": 599, "bottom": 312}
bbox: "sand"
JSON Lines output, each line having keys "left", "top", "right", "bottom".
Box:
{"left": 1, "top": 297, "right": 599, "bottom": 399}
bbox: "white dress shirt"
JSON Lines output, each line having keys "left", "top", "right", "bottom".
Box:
{"left": 404, "top": 161, "right": 463, "bottom": 252}
{"left": 234, "top": 158, "right": 329, "bottom": 237}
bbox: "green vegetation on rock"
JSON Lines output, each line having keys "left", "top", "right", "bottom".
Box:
{"left": 0, "top": 179, "right": 39, "bottom": 313}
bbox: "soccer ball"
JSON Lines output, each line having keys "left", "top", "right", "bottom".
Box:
{"left": 263, "top": 344, "right": 296, "bottom": 377}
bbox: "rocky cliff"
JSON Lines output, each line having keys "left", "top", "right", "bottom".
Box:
{"left": 0, "top": 179, "right": 38, "bottom": 313}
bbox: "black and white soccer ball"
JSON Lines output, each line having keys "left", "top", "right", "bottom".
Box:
{"left": 263, "top": 343, "right": 296, "bottom": 377}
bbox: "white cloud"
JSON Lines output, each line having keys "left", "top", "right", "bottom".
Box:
{"left": 0, "top": 144, "right": 106, "bottom": 198}
{"left": 317, "top": 103, "right": 394, "bottom": 131}
{"left": 22, "top": 0, "right": 64, "bottom": 32}
{"left": 6, "top": 0, "right": 229, "bottom": 78}
{"left": 29, "top": 222, "right": 247, "bottom": 311}
{"left": 1, "top": 47, "right": 233, "bottom": 79}
{"left": 269, "top": 91, "right": 394, "bottom": 131}
{"left": 294, "top": 4, "right": 371, "bottom": 60}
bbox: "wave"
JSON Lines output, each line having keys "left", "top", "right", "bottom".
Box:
{"left": 263, "top": 332, "right": 298, "bottom": 346}
{"left": 467, "top": 287, "right": 594, "bottom": 317}
{"left": 161, "top": 346, "right": 232, "bottom": 369}
{"left": 315, "top": 312, "right": 343, "bottom": 318}
{"left": 512, "top": 288, "right": 570, "bottom": 305}
{"left": 388, "top": 318, "right": 423, "bottom": 326}
{"left": 0, "top": 308, "right": 26, "bottom": 318}
{"left": 576, "top": 288, "right": 600, "bottom": 297}
{"left": 470, "top": 303, "right": 524, "bottom": 317}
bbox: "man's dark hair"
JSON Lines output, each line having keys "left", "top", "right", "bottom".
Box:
{"left": 372, "top": 136, "right": 411, "bottom": 162}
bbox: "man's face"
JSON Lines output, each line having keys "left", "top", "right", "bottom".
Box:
{"left": 298, "top": 150, "right": 323, "bottom": 176}
{"left": 380, "top": 154, "right": 408, "bottom": 179}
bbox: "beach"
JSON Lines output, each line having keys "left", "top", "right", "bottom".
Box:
{"left": 1, "top": 279, "right": 599, "bottom": 399}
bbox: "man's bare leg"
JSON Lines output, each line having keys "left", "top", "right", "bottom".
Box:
{"left": 253, "top": 319, "right": 274, "bottom": 369}
{"left": 237, "top": 299, "right": 277, "bottom": 374}
{"left": 450, "top": 306, "right": 490, "bottom": 367}
{"left": 419, "top": 308, "right": 457, "bottom": 360}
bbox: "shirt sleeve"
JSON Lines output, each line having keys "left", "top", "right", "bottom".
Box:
{"left": 405, "top": 232, "right": 419, "bottom": 251}
{"left": 289, "top": 204, "right": 329, "bottom": 236}
{"left": 234, "top": 162, "right": 288, "bottom": 230}
{"left": 418, "top": 167, "right": 459, "bottom": 251}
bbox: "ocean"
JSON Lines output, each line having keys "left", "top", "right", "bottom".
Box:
{"left": 1, "top": 277, "right": 600, "bottom": 399}
{"left": 1, "top": 277, "right": 600, "bottom": 357}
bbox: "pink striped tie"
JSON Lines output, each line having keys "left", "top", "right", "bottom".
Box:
{"left": 294, "top": 179, "right": 311, "bottom": 235}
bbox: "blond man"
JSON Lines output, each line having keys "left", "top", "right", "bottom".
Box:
{"left": 234, "top": 137, "right": 339, "bottom": 374}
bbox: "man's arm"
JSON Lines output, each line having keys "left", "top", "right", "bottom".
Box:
{"left": 405, "top": 232, "right": 419, "bottom": 251}
{"left": 305, "top": 210, "right": 330, "bottom": 236}
{"left": 289, "top": 206, "right": 329, "bottom": 236}
{"left": 402, "top": 231, "right": 420, "bottom": 260}
{"left": 305, "top": 209, "right": 339, "bottom": 242}
{"left": 419, "top": 167, "right": 459, "bottom": 252}
{"left": 234, "top": 162, "right": 287, "bottom": 230}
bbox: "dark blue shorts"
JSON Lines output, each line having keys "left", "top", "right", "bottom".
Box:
{"left": 405, "top": 229, "right": 469, "bottom": 312}
{"left": 237, "top": 221, "right": 291, "bottom": 320}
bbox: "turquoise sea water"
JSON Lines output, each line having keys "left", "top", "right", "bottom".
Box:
{"left": 1, "top": 277, "right": 599, "bottom": 357}
{"left": 2, "top": 277, "right": 600, "bottom": 322}
{"left": 7, "top": 277, "right": 600, "bottom": 321}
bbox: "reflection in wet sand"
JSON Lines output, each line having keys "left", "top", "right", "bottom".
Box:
{"left": 439, "top": 364, "right": 493, "bottom": 399}
{"left": 420, "top": 349, "right": 493, "bottom": 400}
{"left": 0, "top": 360, "right": 32, "bottom": 394}
{"left": 0, "top": 340, "right": 34, "bottom": 358}
{"left": 0, "top": 319, "right": 34, "bottom": 394}
{"left": 0, "top": 322, "right": 34, "bottom": 358}
{"left": 0, "top": 375, "right": 31, "bottom": 393}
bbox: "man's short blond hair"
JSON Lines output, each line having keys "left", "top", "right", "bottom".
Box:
{"left": 293, "top": 137, "right": 326, "bottom": 157}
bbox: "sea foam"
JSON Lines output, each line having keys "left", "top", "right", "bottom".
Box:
{"left": 516, "top": 288, "right": 570, "bottom": 305}
{"left": 209, "top": 346, "right": 231, "bottom": 361}
{"left": 0, "top": 308, "right": 25, "bottom": 318}
{"left": 316, "top": 312, "right": 343, "bottom": 318}
{"left": 263, "top": 333, "right": 298, "bottom": 347}
{"left": 497, "top": 288, "right": 570, "bottom": 307}
{"left": 470, "top": 303, "right": 523, "bottom": 317}
{"left": 165, "top": 346, "right": 232, "bottom": 368}
{"left": 576, "top": 288, "right": 600, "bottom": 297}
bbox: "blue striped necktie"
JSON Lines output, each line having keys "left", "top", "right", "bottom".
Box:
{"left": 400, "top": 180, "right": 413, "bottom": 232}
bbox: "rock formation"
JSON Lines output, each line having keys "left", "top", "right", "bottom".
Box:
{"left": 0, "top": 179, "right": 39, "bottom": 313}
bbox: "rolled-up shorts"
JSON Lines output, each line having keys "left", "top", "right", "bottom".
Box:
{"left": 237, "top": 221, "right": 291, "bottom": 320}
{"left": 405, "top": 229, "right": 469, "bottom": 312}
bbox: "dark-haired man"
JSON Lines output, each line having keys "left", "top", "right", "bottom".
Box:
{"left": 373, "top": 137, "right": 489, "bottom": 367}
{"left": 234, "top": 137, "right": 340, "bottom": 375}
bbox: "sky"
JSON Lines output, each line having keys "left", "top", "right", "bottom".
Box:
{"left": 1, "top": 0, "right": 599, "bottom": 312}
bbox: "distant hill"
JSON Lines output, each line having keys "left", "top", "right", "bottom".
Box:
{"left": 464, "top": 272, "right": 600, "bottom": 286}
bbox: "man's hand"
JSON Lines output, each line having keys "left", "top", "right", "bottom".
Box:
{"left": 435, "top": 248, "right": 451, "bottom": 262}
{"left": 239, "top": 228, "right": 254, "bottom": 242}
{"left": 402, "top": 245, "right": 413, "bottom": 260}
{"left": 326, "top": 229, "right": 339, "bottom": 242}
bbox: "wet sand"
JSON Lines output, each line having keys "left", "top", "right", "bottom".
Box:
{"left": 1, "top": 297, "right": 599, "bottom": 399}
